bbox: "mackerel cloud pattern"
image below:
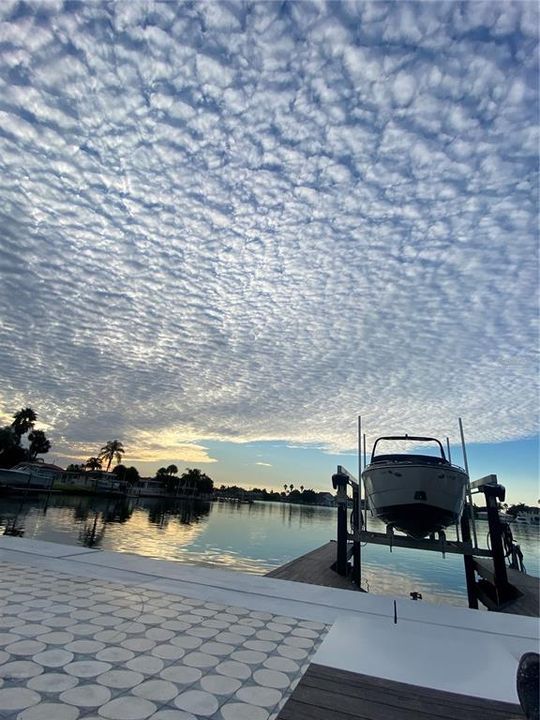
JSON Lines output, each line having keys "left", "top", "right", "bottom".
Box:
{"left": 0, "top": 1, "right": 538, "bottom": 458}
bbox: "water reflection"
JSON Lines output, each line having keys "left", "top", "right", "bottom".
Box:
{"left": 73, "top": 497, "right": 212, "bottom": 549}
{"left": 1, "top": 496, "right": 29, "bottom": 537}
{"left": 80, "top": 511, "right": 106, "bottom": 548}
{"left": 0, "top": 494, "right": 537, "bottom": 607}
{"left": 147, "top": 498, "right": 211, "bottom": 530}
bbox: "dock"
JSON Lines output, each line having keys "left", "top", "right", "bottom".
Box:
{"left": 267, "top": 541, "right": 539, "bottom": 616}
{"left": 276, "top": 664, "right": 524, "bottom": 720}
{"left": 277, "top": 606, "right": 533, "bottom": 720}
{"left": 266, "top": 541, "right": 358, "bottom": 591}
{"left": 474, "top": 558, "right": 540, "bottom": 617}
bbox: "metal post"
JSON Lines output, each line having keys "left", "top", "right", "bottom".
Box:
{"left": 446, "top": 437, "right": 451, "bottom": 463}
{"left": 352, "top": 485, "right": 361, "bottom": 586}
{"left": 483, "top": 484, "right": 510, "bottom": 601}
{"left": 337, "top": 498, "right": 348, "bottom": 576}
{"left": 460, "top": 509, "right": 478, "bottom": 609}
{"left": 459, "top": 418, "right": 478, "bottom": 549}
{"left": 355, "top": 417, "right": 362, "bottom": 586}
{"left": 358, "top": 416, "right": 362, "bottom": 477}
{"left": 358, "top": 417, "right": 363, "bottom": 534}
{"left": 333, "top": 472, "right": 348, "bottom": 576}
{"left": 363, "top": 432, "right": 368, "bottom": 532}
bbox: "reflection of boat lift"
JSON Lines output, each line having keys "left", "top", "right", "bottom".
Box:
{"left": 333, "top": 417, "right": 530, "bottom": 612}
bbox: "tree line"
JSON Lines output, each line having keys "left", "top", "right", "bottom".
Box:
{"left": 0, "top": 412, "right": 214, "bottom": 496}
{"left": 217, "top": 484, "right": 323, "bottom": 505}
{"left": 154, "top": 465, "right": 214, "bottom": 495}
{"left": 66, "top": 441, "right": 214, "bottom": 495}
{"left": 66, "top": 440, "right": 140, "bottom": 483}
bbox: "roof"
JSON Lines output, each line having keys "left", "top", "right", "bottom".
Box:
{"left": 13, "top": 462, "right": 65, "bottom": 472}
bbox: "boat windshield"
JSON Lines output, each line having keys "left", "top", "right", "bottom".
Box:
{"left": 370, "top": 436, "right": 446, "bottom": 462}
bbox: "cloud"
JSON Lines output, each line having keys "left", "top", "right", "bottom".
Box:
{"left": 54, "top": 429, "right": 217, "bottom": 466}
{"left": 0, "top": 1, "right": 537, "bottom": 463}
{"left": 255, "top": 462, "right": 272, "bottom": 468}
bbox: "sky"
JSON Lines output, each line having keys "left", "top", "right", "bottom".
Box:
{"left": 0, "top": 1, "right": 538, "bottom": 504}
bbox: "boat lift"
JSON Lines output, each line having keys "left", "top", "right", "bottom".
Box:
{"left": 332, "top": 417, "right": 525, "bottom": 611}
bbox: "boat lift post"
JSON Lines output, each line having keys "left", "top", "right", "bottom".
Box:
{"left": 332, "top": 464, "right": 361, "bottom": 585}
{"left": 333, "top": 469, "right": 349, "bottom": 577}
{"left": 354, "top": 417, "right": 362, "bottom": 585}
{"left": 460, "top": 507, "right": 478, "bottom": 609}
{"left": 482, "top": 481, "right": 510, "bottom": 599}
{"left": 363, "top": 432, "right": 368, "bottom": 532}
{"left": 459, "top": 418, "right": 478, "bottom": 548}
{"left": 470, "top": 474, "right": 517, "bottom": 607}
{"left": 458, "top": 418, "right": 480, "bottom": 608}
{"left": 449, "top": 436, "right": 461, "bottom": 542}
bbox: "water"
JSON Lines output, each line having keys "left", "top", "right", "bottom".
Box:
{"left": 0, "top": 493, "right": 538, "bottom": 608}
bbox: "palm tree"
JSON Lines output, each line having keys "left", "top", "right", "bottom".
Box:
{"left": 180, "top": 468, "right": 213, "bottom": 495}
{"left": 284, "top": 484, "right": 288, "bottom": 493}
{"left": 85, "top": 457, "right": 102, "bottom": 471}
{"left": 289, "top": 484, "right": 294, "bottom": 493}
{"left": 300, "top": 485, "right": 304, "bottom": 493}
{"left": 27, "top": 430, "right": 51, "bottom": 460}
{"left": 66, "top": 463, "right": 84, "bottom": 472}
{"left": 11, "top": 408, "right": 37, "bottom": 439}
{"left": 166, "top": 464, "right": 178, "bottom": 476}
{"left": 99, "top": 440, "right": 125, "bottom": 472}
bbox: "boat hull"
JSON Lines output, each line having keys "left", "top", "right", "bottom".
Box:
{"left": 0, "top": 469, "right": 32, "bottom": 492}
{"left": 362, "top": 462, "right": 468, "bottom": 539}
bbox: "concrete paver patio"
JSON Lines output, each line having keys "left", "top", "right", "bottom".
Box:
{"left": 0, "top": 556, "right": 328, "bottom": 720}
{"left": 0, "top": 536, "right": 537, "bottom": 720}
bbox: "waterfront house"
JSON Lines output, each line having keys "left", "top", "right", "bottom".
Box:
{"left": 317, "top": 491, "right": 336, "bottom": 506}
{"left": 132, "top": 476, "right": 168, "bottom": 497}
{"left": 56, "top": 468, "right": 122, "bottom": 494}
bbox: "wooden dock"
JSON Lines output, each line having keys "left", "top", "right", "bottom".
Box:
{"left": 267, "top": 542, "right": 539, "bottom": 616}
{"left": 266, "top": 541, "right": 358, "bottom": 591}
{"left": 277, "top": 663, "right": 524, "bottom": 720}
{"left": 473, "top": 558, "right": 539, "bottom": 617}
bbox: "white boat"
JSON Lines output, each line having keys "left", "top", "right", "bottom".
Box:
{"left": 0, "top": 467, "right": 31, "bottom": 491}
{"left": 513, "top": 511, "right": 540, "bottom": 526}
{"left": 476, "top": 510, "right": 513, "bottom": 522}
{"left": 362, "top": 435, "right": 469, "bottom": 539}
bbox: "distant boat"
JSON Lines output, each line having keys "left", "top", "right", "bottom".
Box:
{"left": 0, "top": 467, "right": 32, "bottom": 493}
{"left": 362, "top": 435, "right": 468, "bottom": 539}
{"left": 476, "top": 510, "right": 513, "bottom": 522}
{"left": 512, "top": 511, "right": 540, "bottom": 527}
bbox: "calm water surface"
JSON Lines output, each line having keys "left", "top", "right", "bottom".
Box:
{"left": 0, "top": 494, "right": 538, "bottom": 608}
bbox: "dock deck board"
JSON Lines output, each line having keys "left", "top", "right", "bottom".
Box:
{"left": 277, "top": 663, "right": 524, "bottom": 720}
{"left": 265, "top": 540, "right": 358, "bottom": 591}
{"left": 474, "top": 558, "right": 539, "bottom": 617}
